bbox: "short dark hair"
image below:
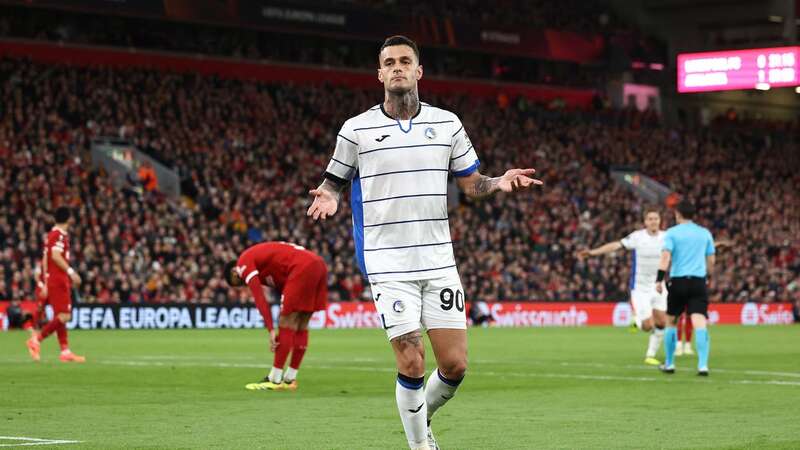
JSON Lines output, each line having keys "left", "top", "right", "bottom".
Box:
{"left": 54, "top": 207, "right": 71, "bottom": 224}
{"left": 379, "top": 35, "right": 420, "bottom": 63}
{"left": 223, "top": 260, "right": 237, "bottom": 287}
{"left": 676, "top": 200, "right": 696, "bottom": 219}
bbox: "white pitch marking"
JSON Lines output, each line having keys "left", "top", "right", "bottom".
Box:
{"left": 557, "top": 361, "right": 800, "bottom": 378}
{"left": 730, "top": 380, "right": 800, "bottom": 386}
{"left": 0, "top": 436, "right": 82, "bottom": 447}
{"left": 7, "top": 354, "right": 797, "bottom": 380}
{"left": 92, "top": 360, "right": 800, "bottom": 387}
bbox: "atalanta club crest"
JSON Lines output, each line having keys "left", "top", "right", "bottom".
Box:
{"left": 424, "top": 127, "right": 436, "bottom": 139}
{"left": 393, "top": 300, "right": 405, "bottom": 313}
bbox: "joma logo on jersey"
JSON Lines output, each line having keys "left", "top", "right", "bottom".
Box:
{"left": 375, "top": 134, "right": 391, "bottom": 142}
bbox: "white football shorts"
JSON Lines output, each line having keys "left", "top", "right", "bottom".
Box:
{"left": 630, "top": 287, "right": 667, "bottom": 328}
{"left": 370, "top": 272, "right": 467, "bottom": 340}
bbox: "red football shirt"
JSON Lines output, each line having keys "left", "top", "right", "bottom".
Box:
{"left": 235, "top": 242, "right": 321, "bottom": 330}
{"left": 45, "top": 226, "right": 70, "bottom": 287}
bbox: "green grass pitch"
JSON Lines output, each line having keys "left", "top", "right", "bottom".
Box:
{"left": 1, "top": 325, "right": 799, "bottom": 449}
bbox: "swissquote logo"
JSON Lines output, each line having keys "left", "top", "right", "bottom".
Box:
{"left": 612, "top": 302, "right": 633, "bottom": 327}
{"left": 741, "top": 303, "right": 759, "bottom": 325}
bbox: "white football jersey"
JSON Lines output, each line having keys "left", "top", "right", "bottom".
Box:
{"left": 325, "top": 103, "right": 480, "bottom": 282}
{"left": 620, "top": 229, "right": 665, "bottom": 290}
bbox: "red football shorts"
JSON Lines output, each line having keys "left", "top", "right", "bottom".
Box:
{"left": 47, "top": 282, "right": 72, "bottom": 314}
{"left": 281, "top": 259, "right": 328, "bottom": 315}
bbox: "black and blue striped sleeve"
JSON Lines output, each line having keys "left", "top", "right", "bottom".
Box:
{"left": 449, "top": 116, "right": 480, "bottom": 178}
{"left": 325, "top": 119, "right": 359, "bottom": 182}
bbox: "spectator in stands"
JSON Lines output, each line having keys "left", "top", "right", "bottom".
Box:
{"left": 0, "top": 56, "right": 796, "bottom": 307}
{"left": 6, "top": 300, "right": 33, "bottom": 329}
{"left": 138, "top": 161, "right": 158, "bottom": 193}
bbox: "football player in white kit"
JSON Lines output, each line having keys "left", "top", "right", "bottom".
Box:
{"left": 577, "top": 208, "right": 667, "bottom": 366}
{"left": 307, "top": 35, "right": 543, "bottom": 450}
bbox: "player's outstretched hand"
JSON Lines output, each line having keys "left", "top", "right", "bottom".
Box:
{"left": 307, "top": 187, "right": 339, "bottom": 221}
{"left": 575, "top": 249, "right": 591, "bottom": 261}
{"left": 497, "top": 168, "right": 543, "bottom": 193}
{"left": 70, "top": 272, "right": 82, "bottom": 287}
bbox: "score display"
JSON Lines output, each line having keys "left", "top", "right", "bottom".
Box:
{"left": 677, "top": 46, "right": 798, "bottom": 93}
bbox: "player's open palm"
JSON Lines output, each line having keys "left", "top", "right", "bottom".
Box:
{"left": 497, "top": 168, "right": 543, "bottom": 193}
{"left": 307, "top": 187, "right": 339, "bottom": 220}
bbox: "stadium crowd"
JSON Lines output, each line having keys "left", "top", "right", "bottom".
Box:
{"left": 0, "top": 57, "right": 798, "bottom": 306}
{"left": 0, "top": 4, "right": 628, "bottom": 88}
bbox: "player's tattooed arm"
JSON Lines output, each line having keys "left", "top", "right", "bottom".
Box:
{"left": 473, "top": 175, "right": 501, "bottom": 198}
{"left": 456, "top": 169, "right": 542, "bottom": 200}
{"left": 456, "top": 172, "right": 500, "bottom": 199}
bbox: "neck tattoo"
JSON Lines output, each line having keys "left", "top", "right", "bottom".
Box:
{"left": 385, "top": 90, "right": 419, "bottom": 120}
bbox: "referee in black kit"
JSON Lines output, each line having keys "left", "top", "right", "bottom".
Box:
{"left": 655, "top": 200, "right": 715, "bottom": 375}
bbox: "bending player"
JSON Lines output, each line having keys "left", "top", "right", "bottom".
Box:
{"left": 26, "top": 207, "right": 85, "bottom": 362}
{"left": 577, "top": 207, "right": 666, "bottom": 365}
{"left": 224, "top": 241, "right": 328, "bottom": 391}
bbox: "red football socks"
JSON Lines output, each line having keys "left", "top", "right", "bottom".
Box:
{"left": 56, "top": 323, "right": 69, "bottom": 351}
{"left": 39, "top": 318, "right": 61, "bottom": 340}
{"left": 289, "top": 329, "right": 309, "bottom": 370}
{"left": 273, "top": 327, "right": 295, "bottom": 369}
{"left": 683, "top": 315, "right": 694, "bottom": 342}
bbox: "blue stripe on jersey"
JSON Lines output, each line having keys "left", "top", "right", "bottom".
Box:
{"left": 350, "top": 174, "right": 367, "bottom": 276}
{"left": 364, "top": 241, "right": 452, "bottom": 252}
{"left": 360, "top": 168, "right": 448, "bottom": 179}
{"left": 629, "top": 249, "right": 636, "bottom": 290}
{"left": 414, "top": 120, "right": 454, "bottom": 125}
{"left": 397, "top": 118, "right": 412, "bottom": 133}
{"left": 337, "top": 134, "right": 358, "bottom": 146}
{"left": 452, "top": 160, "right": 480, "bottom": 177}
{"left": 368, "top": 264, "right": 457, "bottom": 276}
{"left": 363, "top": 217, "right": 449, "bottom": 228}
{"left": 451, "top": 148, "right": 472, "bottom": 161}
{"left": 353, "top": 123, "right": 397, "bottom": 131}
{"left": 331, "top": 157, "right": 355, "bottom": 169}
{"left": 362, "top": 193, "right": 447, "bottom": 204}
{"left": 352, "top": 120, "right": 453, "bottom": 133}
{"left": 360, "top": 143, "right": 451, "bottom": 156}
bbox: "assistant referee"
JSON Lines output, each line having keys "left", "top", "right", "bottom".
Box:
{"left": 655, "top": 200, "right": 715, "bottom": 376}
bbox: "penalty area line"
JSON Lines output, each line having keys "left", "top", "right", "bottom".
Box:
{"left": 93, "top": 359, "right": 800, "bottom": 387}
{"left": 0, "top": 436, "right": 82, "bottom": 447}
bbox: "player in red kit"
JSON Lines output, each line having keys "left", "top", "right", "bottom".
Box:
{"left": 223, "top": 241, "right": 329, "bottom": 391}
{"left": 26, "top": 207, "right": 85, "bottom": 363}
